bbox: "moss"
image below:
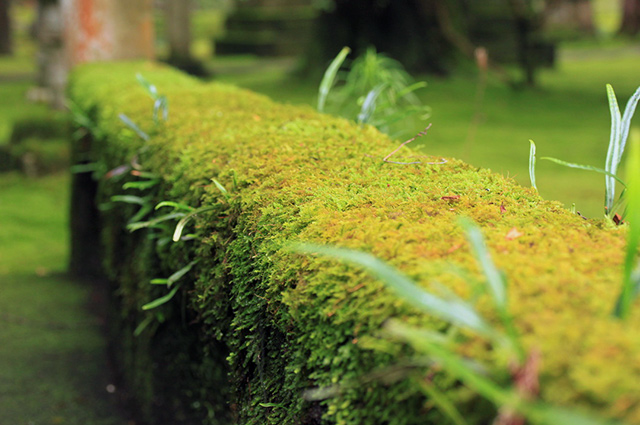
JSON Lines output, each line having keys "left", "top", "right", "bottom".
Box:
{"left": 69, "top": 61, "right": 636, "bottom": 424}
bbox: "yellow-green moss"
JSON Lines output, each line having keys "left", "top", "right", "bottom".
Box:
{"left": 68, "top": 61, "right": 636, "bottom": 424}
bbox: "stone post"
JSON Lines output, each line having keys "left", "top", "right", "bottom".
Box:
{"left": 62, "top": 0, "right": 154, "bottom": 278}
{"left": 61, "top": 0, "right": 154, "bottom": 65}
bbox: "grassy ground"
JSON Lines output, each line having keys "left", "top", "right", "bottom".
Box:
{"left": 0, "top": 7, "right": 129, "bottom": 424}
{"left": 0, "top": 173, "right": 130, "bottom": 424}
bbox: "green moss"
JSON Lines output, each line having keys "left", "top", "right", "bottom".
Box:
{"left": 69, "top": 61, "right": 635, "bottom": 424}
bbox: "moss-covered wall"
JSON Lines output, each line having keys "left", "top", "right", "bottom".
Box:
{"left": 69, "top": 61, "right": 638, "bottom": 425}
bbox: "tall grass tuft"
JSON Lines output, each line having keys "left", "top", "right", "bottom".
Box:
{"left": 604, "top": 84, "right": 640, "bottom": 216}
{"left": 317, "top": 47, "right": 350, "bottom": 113}
{"left": 534, "top": 84, "right": 640, "bottom": 218}
{"left": 614, "top": 131, "right": 640, "bottom": 319}
{"left": 317, "top": 47, "right": 429, "bottom": 138}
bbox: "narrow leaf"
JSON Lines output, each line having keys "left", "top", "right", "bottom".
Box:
{"left": 118, "top": 113, "right": 150, "bottom": 141}
{"left": 526, "top": 403, "right": 622, "bottom": 425}
{"left": 605, "top": 84, "right": 622, "bottom": 214}
{"left": 388, "top": 321, "right": 620, "bottom": 425}
{"left": 385, "top": 320, "right": 513, "bottom": 407}
{"left": 165, "top": 260, "right": 198, "bottom": 287}
{"left": 70, "top": 163, "right": 99, "bottom": 174}
{"left": 155, "top": 201, "right": 195, "bottom": 211}
{"left": 618, "top": 85, "right": 640, "bottom": 165}
{"left": 541, "top": 157, "right": 627, "bottom": 187}
{"left": 142, "top": 285, "right": 180, "bottom": 310}
{"left": 123, "top": 179, "right": 160, "bottom": 190}
{"left": 133, "top": 314, "right": 155, "bottom": 336}
{"left": 395, "top": 81, "right": 428, "bottom": 102}
{"left": 67, "top": 99, "right": 100, "bottom": 136}
{"left": 458, "top": 218, "right": 506, "bottom": 308}
{"left": 615, "top": 133, "right": 640, "bottom": 319}
{"left": 128, "top": 203, "right": 153, "bottom": 225}
{"left": 290, "top": 243, "right": 496, "bottom": 338}
{"left": 105, "top": 164, "right": 131, "bottom": 179}
{"left": 110, "top": 195, "right": 146, "bottom": 205}
{"left": 213, "top": 178, "right": 229, "bottom": 199}
{"left": 529, "top": 140, "right": 537, "bottom": 191}
{"left": 127, "top": 212, "right": 185, "bottom": 232}
{"left": 133, "top": 171, "right": 158, "bottom": 179}
{"left": 357, "top": 84, "right": 386, "bottom": 124}
{"left": 172, "top": 206, "right": 217, "bottom": 242}
{"left": 458, "top": 218, "right": 523, "bottom": 359}
{"left": 416, "top": 380, "right": 469, "bottom": 425}
{"left": 136, "top": 73, "right": 158, "bottom": 98}
{"left": 318, "top": 47, "right": 350, "bottom": 112}
{"left": 153, "top": 96, "right": 169, "bottom": 123}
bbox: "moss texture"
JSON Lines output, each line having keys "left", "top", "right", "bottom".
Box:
{"left": 69, "top": 61, "right": 637, "bottom": 424}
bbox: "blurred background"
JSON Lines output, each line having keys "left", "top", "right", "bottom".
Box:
{"left": 0, "top": 1, "right": 638, "bottom": 422}
{"left": 1, "top": 0, "right": 639, "bottom": 221}
{"left": 1, "top": 0, "right": 640, "bottom": 244}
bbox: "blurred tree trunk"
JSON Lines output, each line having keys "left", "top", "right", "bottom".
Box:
{"left": 61, "top": 0, "right": 154, "bottom": 278}
{"left": 543, "top": 0, "right": 595, "bottom": 35}
{"left": 61, "top": 0, "right": 154, "bottom": 66}
{"left": 507, "top": 0, "right": 540, "bottom": 86}
{"left": 620, "top": 0, "right": 640, "bottom": 35}
{"left": 0, "top": 0, "right": 12, "bottom": 55}
{"left": 305, "top": 0, "right": 454, "bottom": 75}
{"left": 32, "top": 0, "right": 66, "bottom": 108}
{"left": 166, "top": 0, "right": 192, "bottom": 63}
{"left": 164, "top": 0, "right": 204, "bottom": 75}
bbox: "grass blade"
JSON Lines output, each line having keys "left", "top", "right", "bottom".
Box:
{"left": 110, "top": 195, "right": 147, "bottom": 205}
{"left": 133, "top": 314, "right": 155, "bottom": 337}
{"left": 416, "top": 379, "right": 469, "bottom": 425}
{"left": 526, "top": 403, "right": 621, "bottom": 425}
{"left": 153, "top": 96, "right": 169, "bottom": 123}
{"left": 67, "top": 99, "right": 102, "bottom": 137}
{"left": 165, "top": 260, "right": 198, "bottom": 287}
{"left": 529, "top": 140, "right": 537, "bottom": 191}
{"left": 128, "top": 204, "right": 153, "bottom": 225}
{"left": 172, "top": 206, "right": 217, "bottom": 242}
{"left": 317, "top": 47, "right": 350, "bottom": 112}
{"left": 387, "top": 320, "right": 619, "bottom": 425}
{"left": 605, "top": 84, "right": 622, "bottom": 215}
{"left": 385, "top": 320, "right": 513, "bottom": 407}
{"left": 615, "top": 133, "right": 640, "bottom": 319}
{"left": 395, "top": 81, "right": 428, "bottom": 103}
{"left": 540, "top": 157, "right": 627, "bottom": 187}
{"left": 212, "top": 178, "right": 230, "bottom": 200}
{"left": 357, "top": 84, "right": 386, "bottom": 124}
{"left": 118, "top": 113, "right": 150, "bottom": 141}
{"left": 136, "top": 73, "right": 158, "bottom": 98}
{"left": 458, "top": 218, "right": 523, "bottom": 359}
{"left": 458, "top": 218, "right": 506, "bottom": 309}
{"left": 142, "top": 284, "right": 180, "bottom": 310}
{"left": 150, "top": 260, "right": 198, "bottom": 287}
{"left": 290, "top": 243, "right": 496, "bottom": 338}
{"left": 122, "top": 179, "right": 160, "bottom": 190}
{"left": 155, "top": 201, "right": 195, "bottom": 211}
{"left": 618, "top": 85, "right": 640, "bottom": 166}
{"left": 127, "top": 212, "right": 186, "bottom": 232}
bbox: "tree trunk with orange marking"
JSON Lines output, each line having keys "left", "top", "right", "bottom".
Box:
{"left": 0, "top": 0, "right": 12, "bottom": 55}
{"left": 63, "top": 0, "right": 154, "bottom": 278}
{"left": 61, "top": 0, "right": 154, "bottom": 66}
